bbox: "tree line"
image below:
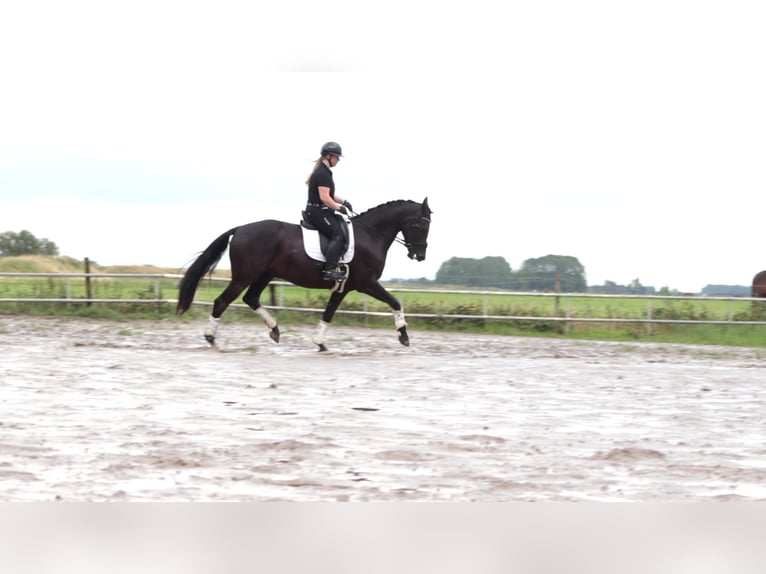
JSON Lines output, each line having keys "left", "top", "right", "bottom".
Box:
{"left": 0, "top": 230, "right": 59, "bottom": 256}
{"left": 402, "top": 256, "right": 663, "bottom": 293}
{"left": 433, "top": 254, "right": 587, "bottom": 292}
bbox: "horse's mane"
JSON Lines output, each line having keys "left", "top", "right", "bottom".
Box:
{"left": 354, "top": 199, "right": 418, "bottom": 220}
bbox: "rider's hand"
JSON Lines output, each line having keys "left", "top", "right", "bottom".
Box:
{"left": 342, "top": 200, "right": 353, "bottom": 212}
{"left": 337, "top": 205, "right": 348, "bottom": 215}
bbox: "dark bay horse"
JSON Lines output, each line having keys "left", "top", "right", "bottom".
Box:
{"left": 752, "top": 271, "right": 766, "bottom": 297}
{"left": 176, "top": 198, "right": 432, "bottom": 350}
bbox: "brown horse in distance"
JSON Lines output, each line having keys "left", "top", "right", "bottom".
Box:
{"left": 752, "top": 271, "right": 766, "bottom": 297}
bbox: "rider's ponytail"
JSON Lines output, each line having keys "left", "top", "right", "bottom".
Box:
{"left": 305, "top": 157, "right": 327, "bottom": 185}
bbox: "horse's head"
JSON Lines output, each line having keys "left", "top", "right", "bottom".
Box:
{"left": 402, "top": 197, "right": 432, "bottom": 261}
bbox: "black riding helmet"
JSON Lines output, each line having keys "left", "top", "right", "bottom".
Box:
{"left": 321, "top": 141, "right": 343, "bottom": 156}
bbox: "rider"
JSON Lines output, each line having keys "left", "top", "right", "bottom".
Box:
{"left": 305, "top": 141, "right": 353, "bottom": 281}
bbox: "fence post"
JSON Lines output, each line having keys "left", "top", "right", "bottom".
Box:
{"left": 84, "top": 258, "right": 92, "bottom": 306}
{"left": 646, "top": 300, "right": 653, "bottom": 336}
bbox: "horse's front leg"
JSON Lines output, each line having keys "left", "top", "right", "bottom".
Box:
{"left": 393, "top": 308, "right": 408, "bottom": 346}
{"left": 360, "top": 282, "right": 409, "bottom": 347}
{"left": 312, "top": 291, "right": 348, "bottom": 351}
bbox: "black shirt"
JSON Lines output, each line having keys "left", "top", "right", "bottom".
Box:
{"left": 307, "top": 163, "right": 335, "bottom": 205}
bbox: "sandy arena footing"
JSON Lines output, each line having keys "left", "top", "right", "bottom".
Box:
{"left": 2, "top": 316, "right": 765, "bottom": 501}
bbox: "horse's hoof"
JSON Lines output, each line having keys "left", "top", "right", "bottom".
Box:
{"left": 270, "top": 326, "right": 280, "bottom": 343}
{"left": 397, "top": 327, "right": 410, "bottom": 347}
{"left": 204, "top": 334, "right": 216, "bottom": 347}
{"left": 317, "top": 343, "right": 328, "bottom": 352}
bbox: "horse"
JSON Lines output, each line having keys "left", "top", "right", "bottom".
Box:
{"left": 176, "top": 198, "right": 432, "bottom": 351}
{"left": 752, "top": 270, "right": 766, "bottom": 297}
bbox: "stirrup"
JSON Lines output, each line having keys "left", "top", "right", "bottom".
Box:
{"left": 323, "top": 265, "right": 347, "bottom": 281}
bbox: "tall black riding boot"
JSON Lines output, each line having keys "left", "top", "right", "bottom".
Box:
{"left": 323, "top": 236, "right": 345, "bottom": 280}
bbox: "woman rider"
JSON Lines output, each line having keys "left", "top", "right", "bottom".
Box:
{"left": 304, "top": 141, "right": 353, "bottom": 281}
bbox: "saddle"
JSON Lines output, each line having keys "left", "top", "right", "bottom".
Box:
{"left": 300, "top": 211, "right": 354, "bottom": 264}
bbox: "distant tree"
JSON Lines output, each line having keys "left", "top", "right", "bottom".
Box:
{"left": 589, "top": 280, "right": 625, "bottom": 294}
{"left": 589, "top": 279, "right": 658, "bottom": 294}
{"left": 701, "top": 284, "right": 750, "bottom": 296}
{"left": 435, "top": 256, "right": 512, "bottom": 288}
{"left": 627, "top": 278, "right": 646, "bottom": 294}
{"left": 0, "top": 230, "right": 59, "bottom": 256}
{"left": 515, "top": 254, "right": 586, "bottom": 292}
{"left": 388, "top": 277, "right": 434, "bottom": 285}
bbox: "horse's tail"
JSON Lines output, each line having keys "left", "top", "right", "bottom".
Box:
{"left": 176, "top": 228, "right": 237, "bottom": 315}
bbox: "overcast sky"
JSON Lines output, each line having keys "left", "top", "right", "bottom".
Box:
{"left": 2, "top": 1, "right": 765, "bottom": 292}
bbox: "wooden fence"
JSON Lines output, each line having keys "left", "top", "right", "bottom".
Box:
{"left": 3, "top": 272, "right": 766, "bottom": 332}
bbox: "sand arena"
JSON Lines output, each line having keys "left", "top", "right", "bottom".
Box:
{"left": 2, "top": 316, "right": 765, "bottom": 501}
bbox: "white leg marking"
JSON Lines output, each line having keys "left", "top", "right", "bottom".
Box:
{"left": 255, "top": 306, "right": 278, "bottom": 329}
{"left": 394, "top": 310, "right": 407, "bottom": 330}
{"left": 312, "top": 320, "right": 329, "bottom": 345}
{"left": 205, "top": 315, "right": 219, "bottom": 338}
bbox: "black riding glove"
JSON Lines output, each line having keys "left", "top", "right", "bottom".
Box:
{"left": 338, "top": 205, "right": 348, "bottom": 215}
{"left": 342, "top": 200, "right": 353, "bottom": 212}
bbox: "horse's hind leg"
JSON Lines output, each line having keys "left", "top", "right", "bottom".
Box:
{"left": 205, "top": 279, "right": 249, "bottom": 346}
{"left": 242, "top": 279, "right": 280, "bottom": 343}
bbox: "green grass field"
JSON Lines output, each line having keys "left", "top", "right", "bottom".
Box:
{"left": 3, "top": 255, "right": 766, "bottom": 347}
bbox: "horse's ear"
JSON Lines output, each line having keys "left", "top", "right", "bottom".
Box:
{"left": 422, "top": 197, "right": 431, "bottom": 214}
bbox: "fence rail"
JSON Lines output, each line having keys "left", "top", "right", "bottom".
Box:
{"left": 2, "top": 272, "right": 766, "bottom": 329}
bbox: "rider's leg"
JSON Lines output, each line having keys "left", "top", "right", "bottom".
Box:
{"left": 323, "top": 234, "right": 343, "bottom": 273}
{"left": 306, "top": 208, "right": 345, "bottom": 279}
{"left": 322, "top": 214, "right": 346, "bottom": 280}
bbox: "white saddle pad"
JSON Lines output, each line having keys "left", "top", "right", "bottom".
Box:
{"left": 301, "top": 221, "right": 355, "bottom": 263}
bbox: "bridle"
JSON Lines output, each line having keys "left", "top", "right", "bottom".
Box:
{"left": 344, "top": 207, "right": 430, "bottom": 252}
{"left": 394, "top": 215, "right": 431, "bottom": 250}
